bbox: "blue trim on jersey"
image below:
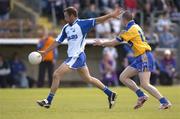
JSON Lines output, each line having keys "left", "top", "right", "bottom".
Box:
{"left": 57, "top": 18, "right": 96, "bottom": 44}
{"left": 138, "top": 30, "right": 145, "bottom": 42}
{"left": 126, "top": 20, "right": 135, "bottom": 30}
{"left": 56, "top": 18, "right": 96, "bottom": 57}
{"left": 92, "top": 19, "right": 96, "bottom": 26}
{"left": 78, "top": 18, "right": 96, "bottom": 34}
{"left": 116, "top": 37, "right": 123, "bottom": 42}
{"left": 57, "top": 25, "right": 68, "bottom": 43}
{"left": 69, "top": 19, "right": 79, "bottom": 26}
{"left": 37, "top": 40, "right": 44, "bottom": 50}
{"left": 80, "top": 34, "right": 86, "bottom": 47}
{"left": 77, "top": 18, "right": 96, "bottom": 48}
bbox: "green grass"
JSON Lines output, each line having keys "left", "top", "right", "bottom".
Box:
{"left": 0, "top": 86, "right": 180, "bottom": 119}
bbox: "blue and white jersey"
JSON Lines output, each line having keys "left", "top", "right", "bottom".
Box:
{"left": 56, "top": 18, "right": 96, "bottom": 57}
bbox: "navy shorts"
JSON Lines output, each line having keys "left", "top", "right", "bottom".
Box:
{"left": 130, "top": 51, "right": 155, "bottom": 72}
{"left": 64, "top": 52, "right": 86, "bottom": 69}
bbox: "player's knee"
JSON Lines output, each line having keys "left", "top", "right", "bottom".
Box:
{"left": 84, "top": 75, "right": 92, "bottom": 83}
{"left": 140, "top": 83, "right": 149, "bottom": 89}
{"left": 53, "top": 72, "right": 58, "bottom": 80}
{"left": 119, "top": 73, "right": 126, "bottom": 82}
{"left": 53, "top": 71, "right": 62, "bottom": 80}
{"left": 86, "top": 77, "right": 93, "bottom": 83}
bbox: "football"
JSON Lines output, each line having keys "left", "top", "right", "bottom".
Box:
{"left": 28, "top": 51, "right": 42, "bottom": 65}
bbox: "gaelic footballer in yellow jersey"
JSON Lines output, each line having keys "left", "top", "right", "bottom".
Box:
{"left": 117, "top": 20, "right": 151, "bottom": 57}
{"left": 94, "top": 11, "right": 171, "bottom": 110}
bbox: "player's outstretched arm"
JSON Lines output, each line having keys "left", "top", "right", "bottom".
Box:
{"left": 95, "top": 8, "right": 124, "bottom": 24}
{"left": 38, "top": 41, "right": 59, "bottom": 57}
{"left": 93, "top": 39, "right": 120, "bottom": 47}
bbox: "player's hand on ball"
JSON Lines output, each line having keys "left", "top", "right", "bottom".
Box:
{"left": 93, "top": 39, "right": 103, "bottom": 46}
{"left": 38, "top": 51, "right": 46, "bottom": 58}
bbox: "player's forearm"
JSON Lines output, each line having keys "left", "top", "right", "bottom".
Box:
{"left": 95, "top": 14, "right": 113, "bottom": 24}
{"left": 101, "top": 41, "right": 114, "bottom": 47}
{"left": 101, "top": 40, "right": 118, "bottom": 47}
{"left": 96, "top": 8, "right": 123, "bottom": 24}
{"left": 44, "top": 41, "right": 59, "bottom": 53}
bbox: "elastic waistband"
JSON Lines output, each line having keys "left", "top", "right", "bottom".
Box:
{"left": 135, "top": 50, "right": 151, "bottom": 58}
{"left": 145, "top": 50, "right": 151, "bottom": 53}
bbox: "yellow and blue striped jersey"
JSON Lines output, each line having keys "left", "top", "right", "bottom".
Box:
{"left": 116, "top": 20, "right": 151, "bottom": 57}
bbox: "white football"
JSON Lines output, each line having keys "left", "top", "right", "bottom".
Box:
{"left": 28, "top": 51, "right": 42, "bottom": 65}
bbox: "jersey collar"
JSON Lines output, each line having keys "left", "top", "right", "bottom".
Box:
{"left": 69, "top": 18, "right": 79, "bottom": 26}
{"left": 126, "top": 20, "right": 135, "bottom": 30}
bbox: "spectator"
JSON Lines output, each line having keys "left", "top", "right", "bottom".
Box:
{"left": 124, "top": 0, "right": 137, "bottom": 12}
{"left": 142, "top": 0, "right": 152, "bottom": 24}
{"left": 123, "top": 48, "right": 134, "bottom": 67}
{"left": 0, "top": 0, "right": 11, "bottom": 21}
{"left": 37, "top": 28, "right": 57, "bottom": 87}
{"left": 0, "top": 54, "right": 11, "bottom": 88}
{"left": 110, "top": 4, "right": 122, "bottom": 35}
{"left": 10, "top": 52, "right": 29, "bottom": 88}
{"left": 150, "top": 52, "right": 160, "bottom": 85}
{"left": 103, "top": 47, "right": 118, "bottom": 59}
{"left": 170, "top": 8, "right": 180, "bottom": 24}
{"left": 99, "top": 49, "right": 118, "bottom": 86}
{"left": 156, "top": 12, "right": 172, "bottom": 32}
{"left": 159, "top": 49, "right": 177, "bottom": 85}
{"left": 54, "top": 0, "right": 67, "bottom": 22}
{"left": 96, "top": 13, "right": 111, "bottom": 38}
{"left": 98, "top": 0, "right": 110, "bottom": 10}
{"left": 144, "top": 25, "right": 159, "bottom": 50}
{"left": 173, "top": 0, "right": 180, "bottom": 11}
{"left": 152, "top": 0, "right": 167, "bottom": 11}
{"left": 159, "top": 25, "right": 177, "bottom": 48}
{"left": 110, "top": 17, "right": 121, "bottom": 35}
{"left": 82, "top": 4, "right": 99, "bottom": 18}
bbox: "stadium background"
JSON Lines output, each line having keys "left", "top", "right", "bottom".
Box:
{"left": 0, "top": 1, "right": 180, "bottom": 119}
{"left": 0, "top": 0, "right": 180, "bottom": 87}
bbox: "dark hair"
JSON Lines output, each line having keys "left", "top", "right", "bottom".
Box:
{"left": 122, "top": 11, "right": 133, "bottom": 21}
{"left": 12, "top": 52, "right": 19, "bottom": 60}
{"left": 64, "top": 7, "right": 78, "bottom": 17}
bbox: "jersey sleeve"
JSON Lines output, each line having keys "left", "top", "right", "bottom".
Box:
{"left": 79, "top": 18, "right": 96, "bottom": 33}
{"left": 55, "top": 26, "right": 67, "bottom": 43}
{"left": 37, "top": 40, "right": 44, "bottom": 50}
{"left": 119, "top": 27, "right": 136, "bottom": 42}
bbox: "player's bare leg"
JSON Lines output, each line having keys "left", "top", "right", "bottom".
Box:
{"left": 77, "top": 66, "right": 117, "bottom": 109}
{"left": 119, "top": 66, "right": 139, "bottom": 91}
{"left": 119, "top": 66, "right": 149, "bottom": 109}
{"left": 50, "top": 63, "right": 72, "bottom": 94}
{"left": 37, "top": 63, "right": 72, "bottom": 108}
{"left": 77, "top": 66, "right": 105, "bottom": 89}
{"left": 139, "top": 72, "right": 162, "bottom": 99}
{"left": 139, "top": 72, "right": 171, "bottom": 109}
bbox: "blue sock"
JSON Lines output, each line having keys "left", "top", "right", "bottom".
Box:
{"left": 159, "top": 97, "right": 168, "bottom": 104}
{"left": 103, "top": 86, "right": 113, "bottom": 97}
{"left": 47, "top": 93, "right": 54, "bottom": 104}
{"left": 136, "top": 89, "right": 145, "bottom": 97}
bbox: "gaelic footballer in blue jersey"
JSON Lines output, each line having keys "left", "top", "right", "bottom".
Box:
{"left": 37, "top": 6, "right": 123, "bottom": 109}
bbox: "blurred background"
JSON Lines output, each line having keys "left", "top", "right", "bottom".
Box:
{"left": 0, "top": 0, "right": 180, "bottom": 88}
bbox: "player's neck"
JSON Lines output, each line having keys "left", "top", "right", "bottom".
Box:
{"left": 69, "top": 17, "right": 78, "bottom": 25}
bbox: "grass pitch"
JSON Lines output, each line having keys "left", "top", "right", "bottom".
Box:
{"left": 0, "top": 86, "right": 180, "bottom": 119}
